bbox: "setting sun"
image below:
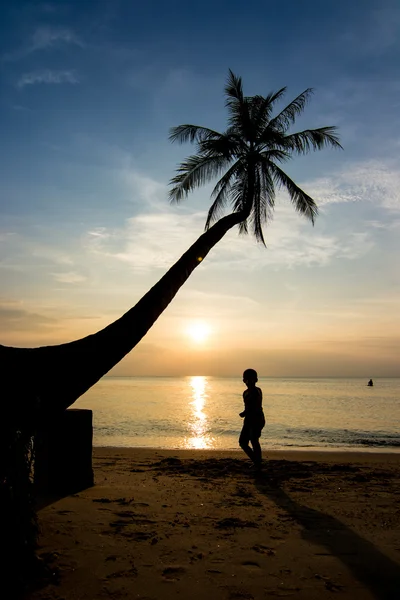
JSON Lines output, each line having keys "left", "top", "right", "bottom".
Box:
{"left": 186, "top": 321, "right": 211, "bottom": 344}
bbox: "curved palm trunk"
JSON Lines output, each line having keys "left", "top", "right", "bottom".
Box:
{"left": 2, "top": 210, "right": 248, "bottom": 425}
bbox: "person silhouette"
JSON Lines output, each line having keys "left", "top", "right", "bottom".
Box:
{"left": 239, "top": 368, "right": 266, "bottom": 470}
{"left": 367, "top": 379, "right": 374, "bottom": 387}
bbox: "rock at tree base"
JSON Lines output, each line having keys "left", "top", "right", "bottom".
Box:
{"left": 35, "top": 409, "right": 94, "bottom": 494}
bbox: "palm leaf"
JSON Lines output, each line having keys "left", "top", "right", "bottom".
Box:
{"left": 169, "top": 153, "right": 231, "bottom": 202}
{"left": 268, "top": 88, "right": 314, "bottom": 132}
{"left": 205, "top": 160, "right": 243, "bottom": 229}
{"left": 260, "top": 148, "right": 291, "bottom": 163}
{"left": 224, "top": 69, "right": 244, "bottom": 102}
{"left": 251, "top": 166, "right": 266, "bottom": 244}
{"left": 250, "top": 88, "right": 287, "bottom": 135}
{"left": 169, "top": 124, "right": 223, "bottom": 145}
{"left": 269, "top": 163, "right": 318, "bottom": 223}
{"left": 225, "top": 70, "right": 252, "bottom": 140}
{"left": 230, "top": 175, "right": 248, "bottom": 218}
{"left": 282, "top": 127, "right": 343, "bottom": 154}
{"left": 199, "top": 134, "right": 241, "bottom": 159}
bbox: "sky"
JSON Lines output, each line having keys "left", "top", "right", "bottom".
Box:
{"left": 1, "top": 0, "right": 400, "bottom": 377}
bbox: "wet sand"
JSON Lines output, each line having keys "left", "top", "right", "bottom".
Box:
{"left": 32, "top": 448, "right": 400, "bottom": 599}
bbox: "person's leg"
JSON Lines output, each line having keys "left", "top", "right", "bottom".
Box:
{"left": 239, "top": 422, "right": 255, "bottom": 463}
{"left": 250, "top": 434, "right": 262, "bottom": 466}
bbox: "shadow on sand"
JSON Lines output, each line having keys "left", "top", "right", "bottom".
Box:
{"left": 254, "top": 466, "right": 400, "bottom": 600}
{"left": 154, "top": 457, "right": 400, "bottom": 600}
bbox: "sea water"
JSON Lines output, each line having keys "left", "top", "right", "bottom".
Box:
{"left": 75, "top": 377, "right": 400, "bottom": 451}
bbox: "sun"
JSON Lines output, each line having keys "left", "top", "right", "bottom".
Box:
{"left": 186, "top": 321, "right": 211, "bottom": 344}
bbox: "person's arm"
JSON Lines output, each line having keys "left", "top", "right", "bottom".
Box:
{"left": 239, "top": 390, "right": 247, "bottom": 417}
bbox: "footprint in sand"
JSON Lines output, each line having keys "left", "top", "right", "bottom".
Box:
{"left": 241, "top": 560, "right": 262, "bottom": 572}
{"left": 162, "top": 566, "right": 187, "bottom": 580}
{"left": 105, "top": 566, "right": 137, "bottom": 579}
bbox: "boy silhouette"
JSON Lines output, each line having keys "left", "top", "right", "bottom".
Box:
{"left": 239, "top": 368, "right": 265, "bottom": 469}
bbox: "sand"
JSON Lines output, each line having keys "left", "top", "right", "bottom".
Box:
{"left": 31, "top": 448, "right": 400, "bottom": 599}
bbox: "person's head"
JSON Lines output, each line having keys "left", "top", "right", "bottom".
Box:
{"left": 243, "top": 368, "right": 258, "bottom": 387}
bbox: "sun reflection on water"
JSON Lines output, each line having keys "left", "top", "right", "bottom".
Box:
{"left": 185, "top": 376, "right": 214, "bottom": 449}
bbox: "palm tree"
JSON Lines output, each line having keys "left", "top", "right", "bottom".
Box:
{"left": 169, "top": 70, "right": 341, "bottom": 244}
{"left": 1, "top": 71, "right": 340, "bottom": 588}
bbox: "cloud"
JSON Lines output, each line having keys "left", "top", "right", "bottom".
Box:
{"left": 339, "top": 6, "right": 400, "bottom": 56}
{"left": 166, "top": 289, "right": 260, "bottom": 319}
{"left": 31, "top": 27, "right": 83, "bottom": 51}
{"left": 80, "top": 159, "right": 397, "bottom": 274}
{"left": 85, "top": 210, "right": 205, "bottom": 271}
{"left": 305, "top": 160, "right": 400, "bottom": 211}
{"left": 85, "top": 194, "right": 374, "bottom": 274}
{"left": 365, "top": 219, "right": 400, "bottom": 231}
{"left": 122, "top": 171, "right": 167, "bottom": 208}
{"left": 211, "top": 219, "right": 374, "bottom": 271}
{"left": 2, "top": 26, "right": 83, "bottom": 62}
{"left": 17, "top": 69, "right": 79, "bottom": 88}
{"left": 0, "top": 304, "right": 56, "bottom": 332}
{"left": 51, "top": 271, "right": 87, "bottom": 284}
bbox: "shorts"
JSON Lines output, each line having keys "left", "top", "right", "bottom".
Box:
{"left": 240, "top": 415, "right": 265, "bottom": 441}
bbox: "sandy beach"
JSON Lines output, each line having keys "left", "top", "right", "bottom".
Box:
{"left": 32, "top": 448, "right": 400, "bottom": 600}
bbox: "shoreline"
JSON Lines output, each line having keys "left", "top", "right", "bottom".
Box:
{"left": 93, "top": 445, "right": 400, "bottom": 459}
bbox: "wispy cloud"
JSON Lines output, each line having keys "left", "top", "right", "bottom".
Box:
{"left": 0, "top": 304, "right": 56, "bottom": 332}
{"left": 52, "top": 271, "right": 87, "bottom": 284}
{"left": 85, "top": 211, "right": 205, "bottom": 271}
{"left": 31, "top": 26, "right": 83, "bottom": 51}
{"left": 85, "top": 196, "right": 374, "bottom": 273}
{"left": 339, "top": 6, "right": 400, "bottom": 56}
{"left": 81, "top": 161, "right": 397, "bottom": 273}
{"left": 305, "top": 160, "right": 400, "bottom": 211}
{"left": 17, "top": 69, "right": 79, "bottom": 88}
{"left": 3, "top": 26, "right": 83, "bottom": 62}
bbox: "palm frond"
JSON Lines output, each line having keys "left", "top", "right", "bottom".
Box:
{"left": 250, "top": 88, "right": 287, "bottom": 135}
{"left": 261, "top": 148, "right": 291, "bottom": 163}
{"left": 169, "top": 153, "right": 231, "bottom": 202}
{"left": 225, "top": 70, "right": 252, "bottom": 140}
{"left": 205, "top": 160, "right": 243, "bottom": 229}
{"left": 282, "top": 127, "right": 343, "bottom": 154}
{"left": 269, "top": 163, "right": 318, "bottom": 223}
{"left": 230, "top": 174, "right": 248, "bottom": 215}
{"left": 268, "top": 88, "right": 314, "bottom": 132}
{"left": 254, "top": 160, "right": 277, "bottom": 245}
{"left": 225, "top": 69, "right": 244, "bottom": 102}
{"left": 258, "top": 159, "right": 276, "bottom": 211}
{"left": 169, "top": 124, "right": 223, "bottom": 145}
{"left": 251, "top": 166, "right": 267, "bottom": 245}
{"left": 199, "top": 133, "right": 241, "bottom": 159}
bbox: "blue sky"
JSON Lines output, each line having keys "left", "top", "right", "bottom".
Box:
{"left": 1, "top": 0, "right": 399, "bottom": 377}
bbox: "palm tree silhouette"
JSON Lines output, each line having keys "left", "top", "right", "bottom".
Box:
{"left": 170, "top": 70, "right": 341, "bottom": 244}
{"left": 1, "top": 72, "right": 341, "bottom": 587}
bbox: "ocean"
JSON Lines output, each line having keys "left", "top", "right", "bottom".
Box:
{"left": 75, "top": 377, "right": 400, "bottom": 452}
